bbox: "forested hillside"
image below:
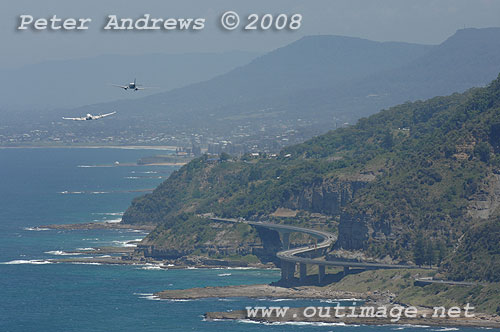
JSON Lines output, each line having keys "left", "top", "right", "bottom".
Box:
{"left": 123, "top": 74, "right": 500, "bottom": 281}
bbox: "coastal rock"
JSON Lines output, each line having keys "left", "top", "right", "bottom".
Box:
{"left": 136, "top": 245, "right": 192, "bottom": 259}
{"left": 204, "top": 306, "right": 500, "bottom": 328}
{"left": 283, "top": 175, "right": 373, "bottom": 215}
{"left": 155, "top": 284, "right": 370, "bottom": 300}
{"left": 467, "top": 173, "right": 500, "bottom": 219}
{"left": 335, "top": 213, "right": 371, "bottom": 250}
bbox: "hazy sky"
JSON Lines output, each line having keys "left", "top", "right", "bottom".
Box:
{"left": 1, "top": 0, "right": 499, "bottom": 69}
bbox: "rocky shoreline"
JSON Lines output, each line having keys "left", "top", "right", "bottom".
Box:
{"left": 52, "top": 254, "right": 275, "bottom": 270}
{"left": 156, "top": 284, "right": 500, "bottom": 328}
{"left": 154, "top": 284, "right": 500, "bottom": 328}
{"left": 41, "top": 222, "right": 156, "bottom": 231}
{"left": 52, "top": 255, "right": 275, "bottom": 270}
{"left": 155, "top": 284, "right": 377, "bottom": 301}
{"left": 205, "top": 306, "right": 500, "bottom": 328}
{"left": 40, "top": 222, "right": 275, "bottom": 269}
{"left": 36, "top": 222, "right": 500, "bottom": 329}
{"left": 48, "top": 242, "right": 274, "bottom": 270}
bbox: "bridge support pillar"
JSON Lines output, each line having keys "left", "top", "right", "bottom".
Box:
{"left": 280, "top": 261, "right": 288, "bottom": 280}
{"left": 280, "top": 260, "right": 295, "bottom": 280}
{"left": 318, "top": 265, "right": 325, "bottom": 284}
{"left": 281, "top": 232, "right": 290, "bottom": 250}
{"left": 299, "top": 263, "right": 307, "bottom": 281}
{"left": 290, "top": 262, "right": 296, "bottom": 279}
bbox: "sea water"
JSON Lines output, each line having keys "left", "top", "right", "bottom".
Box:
{"left": 0, "top": 148, "right": 497, "bottom": 332}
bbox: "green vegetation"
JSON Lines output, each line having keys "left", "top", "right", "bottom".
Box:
{"left": 142, "top": 214, "right": 260, "bottom": 254}
{"left": 328, "top": 269, "right": 500, "bottom": 315}
{"left": 212, "top": 253, "right": 261, "bottom": 264}
{"left": 123, "top": 74, "right": 500, "bottom": 282}
{"left": 328, "top": 269, "right": 435, "bottom": 293}
{"left": 443, "top": 218, "right": 500, "bottom": 283}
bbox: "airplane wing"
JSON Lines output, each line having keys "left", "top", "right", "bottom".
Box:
{"left": 94, "top": 111, "right": 117, "bottom": 119}
{"left": 135, "top": 85, "right": 159, "bottom": 90}
{"left": 62, "top": 116, "right": 86, "bottom": 121}
{"left": 110, "top": 84, "right": 128, "bottom": 89}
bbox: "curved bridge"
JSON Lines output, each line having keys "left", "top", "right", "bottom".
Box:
{"left": 211, "top": 217, "right": 418, "bottom": 283}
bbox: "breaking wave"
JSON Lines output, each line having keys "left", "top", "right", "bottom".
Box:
{"left": 23, "top": 227, "right": 50, "bottom": 231}
{"left": 1, "top": 259, "right": 53, "bottom": 265}
{"left": 45, "top": 251, "right": 82, "bottom": 256}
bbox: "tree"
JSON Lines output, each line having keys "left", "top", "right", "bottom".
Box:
{"left": 436, "top": 240, "right": 447, "bottom": 266}
{"left": 474, "top": 142, "right": 491, "bottom": 162}
{"left": 443, "top": 143, "right": 456, "bottom": 158}
{"left": 425, "top": 240, "right": 434, "bottom": 268}
{"left": 489, "top": 123, "right": 500, "bottom": 151}
{"left": 219, "top": 152, "right": 231, "bottom": 161}
{"left": 382, "top": 131, "right": 394, "bottom": 149}
{"left": 413, "top": 232, "right": 426, "bottom": 267}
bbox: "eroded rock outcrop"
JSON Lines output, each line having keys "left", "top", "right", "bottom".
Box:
{"left": 334, "top": 212, "right": 394, "bottom": 251}
{"left": 283, "top": 174, "right": 375, "bottom": 215}
{"left": 468, "top": 173, "right": 500, "bottom": 219}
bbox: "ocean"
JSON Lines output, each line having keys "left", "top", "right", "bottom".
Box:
{"left": 0, "top": 148, "right": 496, "bottom": 332}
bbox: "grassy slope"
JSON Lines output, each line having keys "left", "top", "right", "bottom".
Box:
{"left": 327, "top": 269, "right": 500, "bottom": 315}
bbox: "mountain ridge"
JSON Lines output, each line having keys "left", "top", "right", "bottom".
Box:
{"left": 15, "top": 28, "right": 500, "bottom": 149}
{"left": 0, "top": 51, "right": 259, "bottom": 111}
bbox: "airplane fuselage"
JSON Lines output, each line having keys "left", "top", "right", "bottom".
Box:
{"left": 62, "top": 111, "right": 116, "bottom": 121}
{"left": 124, "top": 83, "right": 138, "bottom": 90}
{"left": 113, "top": 79, "right": 142, "bottom": 91}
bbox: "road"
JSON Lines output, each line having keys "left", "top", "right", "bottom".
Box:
{"left": 211, "top": 217, "right": 419, "bottom": 270}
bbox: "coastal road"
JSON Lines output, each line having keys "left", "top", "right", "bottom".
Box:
{"left": 414, "top": 278, "right": 481, "bottom": 286}
{"left": 211, "top": 217, "right": 419, "bottom": 271}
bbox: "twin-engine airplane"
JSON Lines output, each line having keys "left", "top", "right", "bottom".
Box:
{"left": 64, "top": 78, "right": 151, "bottom": 122}
{"left": 62, "top": 111, "right": 116, "bottom": 121}
{"left": 111, "top": 78, "right": 153, "bottom": 91}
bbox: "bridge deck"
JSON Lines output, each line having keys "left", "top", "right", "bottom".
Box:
{"left": 211, "top": 217, "right": 418, "bottom": 270}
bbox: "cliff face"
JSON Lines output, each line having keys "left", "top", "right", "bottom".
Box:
{"left": 334, "top": 212, "right": 395, "bottom": 250}
{"left": 280, "top": 174, "right": 378, "bottom": 251}
{"left": 467, "top": 173, "right": 500, "bottom": 220}
{"left": 334, "top": 213, "right": 371, "bottom": 250}
{"left": 135, "top": 216, "right": 283, "bottom": 262}
{"left": 334, "top": 171, "right": 500, "bottom": 255}
{"left": 135, "top": 245, "right": 192, "bottom": 260}
{"left": 283, "top": 175, "right": 373, "bottom": 215}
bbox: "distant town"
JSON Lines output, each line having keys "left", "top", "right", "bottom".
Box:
{"left": 0, "top": 116, "right": 349, "bottom": 155}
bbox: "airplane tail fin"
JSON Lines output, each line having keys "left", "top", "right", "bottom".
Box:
{"left": 134, "top": 78, "right": 136, "bottom": 85}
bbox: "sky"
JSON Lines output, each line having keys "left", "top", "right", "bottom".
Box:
{"left": 1, "top": 0, "right": 499, "bottom": 69}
